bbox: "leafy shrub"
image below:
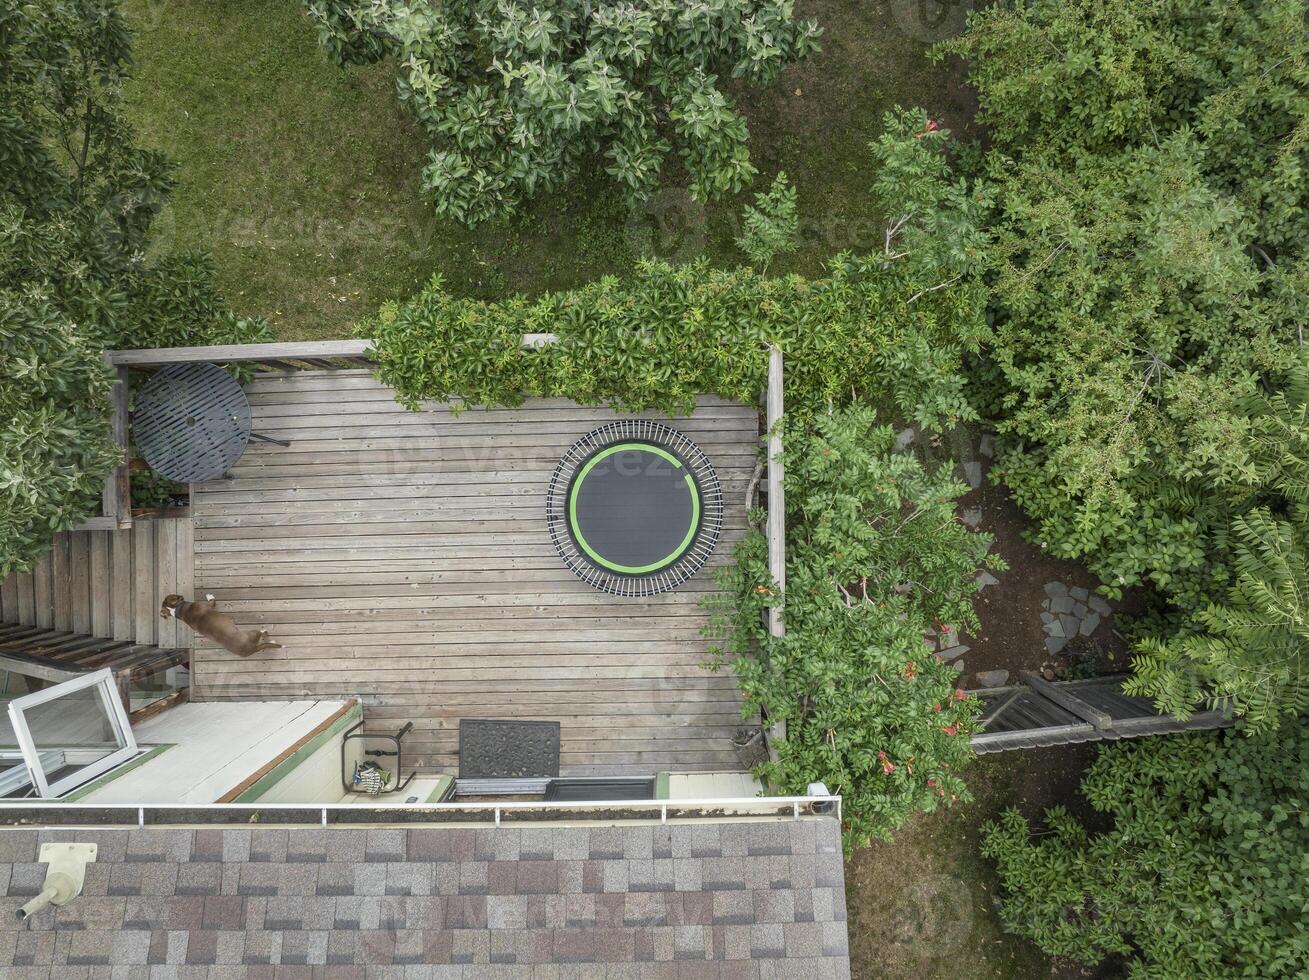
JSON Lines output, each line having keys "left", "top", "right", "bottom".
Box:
{"left": 0, "top": 0, "right": 269, "bottom": 575}
{"left": 706, "top": 405, "right": 1003, "bottom": 849}
{"left": 305, "top": 0, "right": 820, "bottom": 224}
{"left": 735, "top": 172, "right": 798, "bottom": 272}
{"left": 983, "top": 724, "right": 1309, "bottom": 978}
{"left": 0, "top": 298, "right": 120, "bottom": 577}
{"left": 941, "top": 0, "right": 1309, "bottom": 610}
{"left": 366, "top": 254, "right": 983, "bottom": 426}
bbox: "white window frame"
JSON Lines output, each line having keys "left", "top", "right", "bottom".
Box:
{"left": 6, "top": 668, "right": 138, "bottom": 798}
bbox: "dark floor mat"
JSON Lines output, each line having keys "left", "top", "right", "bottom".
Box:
{"left": 458, "top": 719, "right": 561, "bottom": 779}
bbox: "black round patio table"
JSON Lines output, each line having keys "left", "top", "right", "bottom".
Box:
{"left": 132, "top": 362, "right": 253, "bottom": 482}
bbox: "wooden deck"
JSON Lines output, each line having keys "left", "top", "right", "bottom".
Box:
{"left": 190, "top": 370, "right": 759, "bottom": 776}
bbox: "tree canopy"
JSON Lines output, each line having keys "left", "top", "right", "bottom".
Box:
{"left": 306, "top": 0, "right": 821, "bottom": 224}
{"left": 938, "top": 0, "right": 1309, "bottom": 727}
{"left": 0, "top": 0, "right": 268, "bottom": 576}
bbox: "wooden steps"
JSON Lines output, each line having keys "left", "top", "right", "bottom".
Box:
{"left": 0, "top": 520, "right": 195, "bottom": 649}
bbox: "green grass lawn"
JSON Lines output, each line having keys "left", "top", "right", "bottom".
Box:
{"left": 121, "top": 0, "right": 976, "bottom": 340}
{"left": 846, "top": 748, "right": 1097, "bottom": 980}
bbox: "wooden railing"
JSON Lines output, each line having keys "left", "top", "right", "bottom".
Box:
{"left": 86, "top": 335, "right": 566, "bottom": 531}
{"left": 83, "top": 340, "right": 383, "bottom": 531}
{"left": 107, "top": 339, "right": 377, "bottom": 371}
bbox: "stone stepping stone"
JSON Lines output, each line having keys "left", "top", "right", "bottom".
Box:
{"left": 1079, "top": 612, "right": 1101, "bottom": 636}
{"left": 1089, "top": 595, "right": 1111, "bottom": 616}
{"left": 961, "top": 508, "right": 982, "bottom": 529}
{"left": 1049, "top": 595, "right": 1074, "bottom": 614}
{"left": 1045, "top": 635, "right": 1068, "bottom": 655}
{"left": 962, "top": 461, "right": 983, "bottom": 489}
{"left": 937, "top": 645, "right": 969, "bottom": 662}
{"left": 1043, "top": 581, "right": 1068, "bottom": 598}
{"left": 976, "top": 570, "right": 999, "bottom": 588}
{"left": 974, "top": 669, "right": 1009, "bottom": 688}
{"left": 978, "top": 433, "right": 994, "bottom": 458}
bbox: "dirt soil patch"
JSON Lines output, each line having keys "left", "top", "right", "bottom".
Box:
{"left": 919, "top": 432, "right": 1149, "bottom": 690}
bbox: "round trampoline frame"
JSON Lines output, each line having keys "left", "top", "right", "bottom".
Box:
{"left": 546, "top": 420, "right": 724, "bottom": 597}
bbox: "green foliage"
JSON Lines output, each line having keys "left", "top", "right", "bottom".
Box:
{"left": 0, "top": 298, "right": 120, "bottom": 576}
{"left": 366, "top": 253, "right": 983, "bottom": 427}
{"left": 935, "top": 0, "right": 1309, "bottom": 727}
{"left": 735, "top": 171, "right": 798, "bottom": 272}
{"left": 305, "top": 0, "right": 821, "bottom": 224}
{"left": 869, "top": 107, "right": 989, "bottom": 288}
{"left": 1125, "top": 357, "right": 1309, "bottom": 731}
{"left": 365, "top": 109, "right": 990, "bottom": 428}
{"left": 982, "top": 725, "right": 1309, "bottom": 978}
{"left": 0, "top": 0, "right": 269, "bottom": 575}
{"left": 1130, "top": 507, "right": 1309, "bottom": 731}
{"left": 942, "top": 0, "right": 1309, "bottom": 608}
{"left": 706, "top": 405, "right": 1003, "bottom": 849}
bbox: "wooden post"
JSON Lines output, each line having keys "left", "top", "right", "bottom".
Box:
{"left": 103, "top": 361, "right": 132, "bottom": 530}
{"left": 765, "top": 345, "right": 786, "bottom": 757}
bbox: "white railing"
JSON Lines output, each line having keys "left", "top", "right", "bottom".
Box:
{"left": 0, "top": 796, "right": 841, "bottom": 828}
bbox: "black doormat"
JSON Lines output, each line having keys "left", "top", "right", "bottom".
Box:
{"left": 458, "top": 719, "right": 561, "bottom": 779}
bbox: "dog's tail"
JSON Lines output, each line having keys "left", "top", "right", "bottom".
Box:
{"left": 257, "top": 631, "right": 283, "bottom": 652}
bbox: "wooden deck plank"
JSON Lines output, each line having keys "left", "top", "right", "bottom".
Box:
{"left": 155, "top": 521, "right": 179, "bottom": 648}
{"left": 191, "top": 378, "right": 758, "bottom": 775}
{"left": 15, "top": 566, "right": 36, "bottom": 626}
{"left": 89, "top": 531, "right": 111, "bottom": 637}
{"left": 0, "top": 571, "right": 16, "bottom": 624}
{"left": 32, "top": 552, "right": 53, "bottom": 629}
{"left": 50, "top": 534, "right": 71, "bottom": 631}
{"left": 111, "top": 529, "right": 134, "bottom": 641}
{"left": 68, "top": 532, "right": 90, "bottom": 634}
{"left": 176, "top": 519, "right": 194, "bottom": 652}
{"left": 133, "top": 522, "right": 157, "bottom": 646}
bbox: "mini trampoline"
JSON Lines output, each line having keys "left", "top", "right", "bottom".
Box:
{"left": 547, "top": 421, "right": 723, "bottom": 597}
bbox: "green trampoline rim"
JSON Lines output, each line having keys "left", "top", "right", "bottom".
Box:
{"left": 567, "top": 442, "right": 701, "bottom": 575}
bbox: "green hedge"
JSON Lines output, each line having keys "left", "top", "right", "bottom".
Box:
{"left": 365, "top": 257, "right": 984, "bottom": 426}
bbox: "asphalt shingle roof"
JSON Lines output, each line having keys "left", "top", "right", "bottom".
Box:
{"left": 0, "top": 819, "right": 849, "bottom": 978}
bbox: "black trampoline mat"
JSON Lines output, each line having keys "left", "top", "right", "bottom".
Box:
{"left": 567, "top": 442, "right": 700, "bottom": 574}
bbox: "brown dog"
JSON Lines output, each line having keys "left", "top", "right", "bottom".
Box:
{"left": 160, "top": 594, "right": 282, "bottom": 657}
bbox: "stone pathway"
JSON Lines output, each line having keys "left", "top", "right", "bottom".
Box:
{"left": 923, "top": 568, "right": 1007, "bottom": 684}
{"left": 1041, "top": 581, "right": 1111, "bottom": 655}
{"left": 906, "top": 426, "right": 1120, "bottom": 692}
